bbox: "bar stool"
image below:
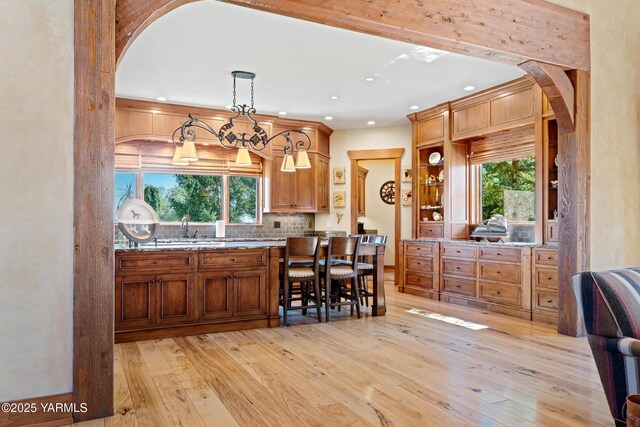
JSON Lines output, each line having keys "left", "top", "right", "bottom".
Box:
{"left": 322, "top": 236, "right": 361, "bottom": 322}
{"left": 280, "top": 237, "right": 321, "bottom": 326}
{"left": 357, "top": 235, "right": 387, "bottom": 306}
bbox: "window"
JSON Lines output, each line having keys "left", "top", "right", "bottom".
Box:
{"left": 481, "top": 156, "right": 535, "bottom": 222}
{"left": 229, "top": 176, "right": 258, "bottom": 223}
{"left": 114, "top": 172, "right": 136, "bottom": 217}
{"left": 143, "top": 173, "right": 223, "bottom": 223}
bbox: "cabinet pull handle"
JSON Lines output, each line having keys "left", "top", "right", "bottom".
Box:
{"left": 547, "top": 277, "right": 553, "bottom": 280}
{"left": 547, "top": 300, "right": 553, "bottom": 303}
{"left": 497, "top": 291, "right": 501, "bottom": 295}
{"left": 455, "top": 267, "right": 461, "bottom": 270}
{"left": 547, "top": 256, "right": 553, "bottom": 260}
{"left": 456, "top": 250, "right": 461, "bottom": 253}
{"left": 496, "top": 253, "right": 502, "bottom": 256}
{"left": 497, "top": 271, "right": 501, "bottom": 274}
{"left": 456, "top": 285, "right": 461, "bottom": 288}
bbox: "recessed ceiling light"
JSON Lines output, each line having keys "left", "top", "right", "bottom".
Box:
{"left": 325, "top": 116, "right": 333, "bottom": 121}
{"left": 463, "top": 85, "right": 475, "bottom": 91}
{"left": 156, "top": 96, "right": 167, "bottom": 102}
{"left": 279, "top": 111, "right": 287, "bottom": 115}
{"left": 330, "top": 96, "right": 339, "bottom": 100}
{"left": 364, "top": 77, "right": 374, "bottom": 82}
{"left": 410, "top": 105, "right": 420, "bottom": 110}
{"left": 367, "top": 120, "right": 376, "bottom": 125}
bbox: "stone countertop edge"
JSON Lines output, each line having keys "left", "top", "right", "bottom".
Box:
{"left": 400, "top": 238, "right": 558, "bottom": 249}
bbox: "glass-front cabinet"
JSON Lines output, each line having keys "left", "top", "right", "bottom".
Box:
{"left": 417, "top": 145, "right": 445, "bottom": 238}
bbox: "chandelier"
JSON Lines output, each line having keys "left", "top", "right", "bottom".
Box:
{"left": 171, "top": 71, "right": 311, "bottom": 172}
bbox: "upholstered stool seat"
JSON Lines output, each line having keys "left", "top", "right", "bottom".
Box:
{"left": 288, "top": 267, "right": 315, "bottom": 278}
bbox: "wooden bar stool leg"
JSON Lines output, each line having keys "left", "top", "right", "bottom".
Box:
{"left": 283, "top": 277, "right": 289, "bottom": 327}
{"left": 352, "top": 277, "right": 361, "bottom": 319}
{"left": 325, "top": 277, "right": 331, "bottom": 322}
{"left": 314, "top": 277, "right": 322, "bottom": 322}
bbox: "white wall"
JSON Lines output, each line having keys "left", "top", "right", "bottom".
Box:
{"left": 0, "top": 1, "right": 74, "bottom": 400}
{"left": 549, "top": 0, "right": 640, "bottom": 270}
{"left": 316, "top": 125, "right": 413, "bottom": 266}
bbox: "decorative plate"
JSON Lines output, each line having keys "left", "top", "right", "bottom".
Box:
{"left": 432, "top": 211, "right": 443, "bottom": 221}
{"left": 438, "top": 170, "right": 444, "bottom": 182}
{"left": 379, "top": 180, "right": 396, "bottom": 205}
{"left": 116, "top": 199, "right": 160, "bottom": 244}
{"left": 554, "top": 154, "right": 559, "bottom": 167}
{"left": 428, "top": 152, "right": 442, "bottom": 165}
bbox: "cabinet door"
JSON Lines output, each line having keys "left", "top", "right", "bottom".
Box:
{"left": 271, "top": 154, "right": 294, "bottom": 210}
{"left": 155, "top": 273, "right": 196, "bottom": 326}
{"left": 115, "top": 274, "right": 156, "bottom": 331}
{"left": 293, "top": 162, "right": 315, "bottom": 210}
{"left": 198, "top": 271, "right": 234, "bottom": 321}
{"left": 235, "top": 270, "right": 268, "bottom": 318}
{"left": 316, "top": 155, "right": 330, "bottom": 212}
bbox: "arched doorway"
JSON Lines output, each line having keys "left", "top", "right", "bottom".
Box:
{"left": 73, "top": 0, "right": 590, "bottom": 420}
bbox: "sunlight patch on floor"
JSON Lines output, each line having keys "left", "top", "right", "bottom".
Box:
{"left": 406, "top": 308, "right": 489, "bottom": 331}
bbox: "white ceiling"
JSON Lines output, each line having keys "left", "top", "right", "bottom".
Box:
{"left": 116, "top": 1, "right": 526, "bottom": 129}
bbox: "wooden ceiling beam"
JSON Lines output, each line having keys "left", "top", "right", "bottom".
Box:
{"left": 220, "top": 0, "right": 590, "bottom": 71}
{"left": 520, "top": 60, "right": 575, "bottom": 132}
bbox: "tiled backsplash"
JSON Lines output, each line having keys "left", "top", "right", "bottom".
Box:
{"left": 116, "top": 213, "right": 319, "bottom": 242}
{"left": 508, "top": 223, "right": 535, "bottom": 243}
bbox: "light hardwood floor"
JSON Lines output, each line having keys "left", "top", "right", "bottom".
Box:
{"left": 69, "top": 283, "right": 612, "bottom": 427}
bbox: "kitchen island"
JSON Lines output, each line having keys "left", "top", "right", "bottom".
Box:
{"left": 114, "top": 239, "right": 386, "bottom": 343}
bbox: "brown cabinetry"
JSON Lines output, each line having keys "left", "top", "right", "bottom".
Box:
{"left": 270, "top": 152, "right": 331, "bottom": 213}
{"left": 115, "top": 249, "right": 274, "bottom": 342}
{"left": 399, "top": 241, "right": 439, "bottom": 300}
{"left": 532, "top": 248, "right": 559, "bottom": 324}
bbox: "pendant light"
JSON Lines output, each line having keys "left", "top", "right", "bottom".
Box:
{"left": 280, "top": 154, "right": 296, "bottom": 172}
{"left": 235, "top": 147, "right": 252, "bottom": 165}
{"left": 171, "top": 145, "right": 189, "bottom": 166}
{"left": 295, "top": 150, "right": 311, "bottom": 169}
{"left": 171, "top": 71, "right": 311, "bottom": 172}
{"left": 179, "top": 139, "right": 199, "bottom": 161}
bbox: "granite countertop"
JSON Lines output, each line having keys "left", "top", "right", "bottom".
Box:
{"left": 115, "top": 237, "right": 382, "bottom": 252}
{"left": 401, "top": 238, "right": 557, "bottom": 249}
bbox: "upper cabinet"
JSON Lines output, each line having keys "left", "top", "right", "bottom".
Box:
{"left": 269, "top": 120, "right": 333, "bottom": 213}
{"left": 450, "top": 78, "right": 535, "bottom": 141}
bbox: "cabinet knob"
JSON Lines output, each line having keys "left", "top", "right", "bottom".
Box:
{"left": 547, "top": 300, "right": 553, "bottom": 303}
{"left": 497, "top": 291, "right": 501, "bottom": 295}
{"left": 547, "top": 277, "right": 553, "bottom": 280}
{"left": 496, "top": 253, "right": 502, "bottom": 256}
{"left": 455, "top": 267, "right": 461, "bottom": 270}
{"left": 456, "top": 250, "right": 461, "bottom": 253}
{"left": 497, "top": 271, "right": 501, "bottom": 274}
{"left": 547, "top": 256, "right": 553, "bottom": 260}
{"left": 456, "top": 285, "right": 461, "bottom": 288}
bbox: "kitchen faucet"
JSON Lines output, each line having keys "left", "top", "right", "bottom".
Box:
{"left": 181, "top": 215, "right": 190, "bottom": 238}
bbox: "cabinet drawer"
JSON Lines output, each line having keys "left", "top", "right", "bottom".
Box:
{"left": 536, "top": 290, "right": 558, "bottom": 310}
{"left": 116, "top": 252, "right": 194, "bottom": 274}
{"left": 535, "top": 249, "right": 558, "bottom": 266}
{"left": 535, "top": 268, "right": 558, "bottom": 289}
{"left": 478, "top": 246, "right": 521, "bottom": 263}
{"left": 442, "top": 259, "right": 476, "bottom": 278}
{"left": 442, "top": 277, "right": 475, "bottom": 296}
{"left": 199, "top": 250, "right": 267, "bottom": 270}
{"left": 405, "top": 272, "right": 434, "bottom": 290}
{"left": 418, "top": 223, "right": 444, "bottom": 238}
{"left": 442, "top": 244, "right": 476, "bottom": 259}
{"left": 480, "top": 283, "right": 520, "bottom": 305}
{"left": 405, "top": 255, "right": 434, "bottom": 273}
{"left": 405, "top": 242, "right": 435, "bottom": 256}
{"left": 479, "top": 262, "right": 521, "bottom": 284}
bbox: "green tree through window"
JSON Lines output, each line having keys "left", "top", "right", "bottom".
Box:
{"left": 229, "top": 176, "right": 258, "bottom": 223}
{"left": 481, "top": 157, "right": 535, "bottom": 221}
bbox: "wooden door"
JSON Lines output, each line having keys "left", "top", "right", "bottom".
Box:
{"left": 198, "top": 271, "right": 234, "bottom": 321}
{"left": 271, "top": 153, "right": 294, "bottom": 210}
{"left": 155, "top": 272, "right": 196, "bottom": 326}
{"left": 115, "top": 274, "right": 155, "bottom": 330}
{"left": 235, "top": 269, "right": 267, "bottom": 318}
{"left": 316, "top": 155, "right": 330, "bottom": 212}
{"left": 293, "top": 162, "right": 315, "bottom": 210}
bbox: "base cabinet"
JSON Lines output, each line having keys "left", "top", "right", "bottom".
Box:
{"left": 531, "top": 248, "right": 559, "bottom": 324}
{"left": 400, "top": 241, "right": 440, "bottom": 300}
{"left": 115, "top": 249, "right": 276, "bottom": 342}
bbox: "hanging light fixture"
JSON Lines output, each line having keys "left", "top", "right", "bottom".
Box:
{"left": 171, "top": 71, "right": 311, "bottom": 171}
{"left": 171, "top": 145, "right": 189, "bottom": 166}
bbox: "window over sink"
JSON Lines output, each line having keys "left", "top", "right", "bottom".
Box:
{"left": 114, "top": 171, "right": 260, "bottom": 225}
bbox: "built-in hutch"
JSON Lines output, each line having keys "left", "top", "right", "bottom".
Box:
{"left": 401, "top": 77, "right": 560, "bottom": 324}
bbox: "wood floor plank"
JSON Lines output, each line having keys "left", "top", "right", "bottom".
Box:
{"left": 88, "top": 284, "right": 612, "bottom": 427}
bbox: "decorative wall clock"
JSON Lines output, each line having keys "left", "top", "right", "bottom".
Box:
{"left": 379, "top": 180, "right": 396, "bottom": 205}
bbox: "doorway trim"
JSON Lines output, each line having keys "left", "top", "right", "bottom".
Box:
{"left": 73, "top": 0, "right": 591, "bottom": 420}
{"left": 348, "top": 148, "right": 405, "bottom": 284}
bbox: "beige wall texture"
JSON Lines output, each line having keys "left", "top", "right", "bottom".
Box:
{"left": 0, "top": 1, "right": 74, "bottom": 401}
{"left": 549, "top": 0, "right": 640, "bottom": 270}
{"left": 357, "top": 159, "right": 402, "bottom": 265}
{"left": 315, "top": 125, "right": 413, "bottom": 266}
